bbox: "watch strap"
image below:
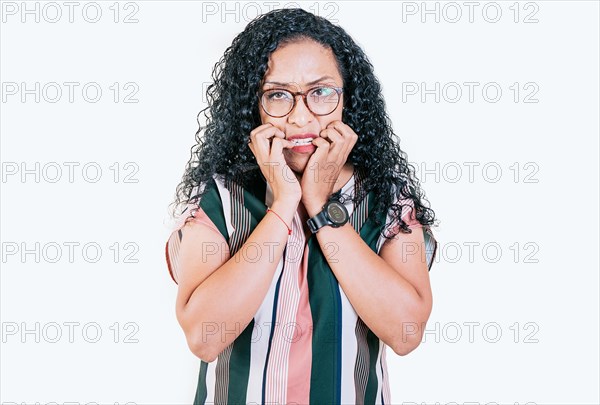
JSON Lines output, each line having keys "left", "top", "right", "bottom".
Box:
{"left": 307, "top": 210, "right": 329, "bottom": 233}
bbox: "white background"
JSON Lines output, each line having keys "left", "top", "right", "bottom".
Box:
{"left": 1, "top": 1, "right": 598, "bottom": 404}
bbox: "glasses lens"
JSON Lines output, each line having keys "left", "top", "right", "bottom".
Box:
{"left": 307, "top": 87, "right": 340, "bottom": 115}
{"left": 261, "top": 89, "right": 294, "bottom": 117}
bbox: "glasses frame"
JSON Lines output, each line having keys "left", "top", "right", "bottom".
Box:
{"left": 258, "top": 86, "right": 344, "bottom": 118}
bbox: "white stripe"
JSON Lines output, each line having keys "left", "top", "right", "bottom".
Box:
{"left": 375, "top": 340, "right": 384, "bottom": 404}
{"left": 245, "top": 180, "right": 287, "bottom": 404}
{"left": 342, "top": 174, "right": 356, "bottom": 216}
{"left": 205, "top": 361, "right": 216, "bottom": 403}
{"left": 339, "top": 175, "right": 361, "bottom": 404}
{"left": 246, "top": 257, "right": 285, "bottom": 403}
{"left": 424, "top": 228, "right": 437, "bottom": 269}
{"left": 340, "top": 287, "right": 359, "bottom": 404}
{"left": 213, "top": 176, "right": 235, "bottom": 237}
{"left": 207, "top": 176, "right": 238, "bottom": 403}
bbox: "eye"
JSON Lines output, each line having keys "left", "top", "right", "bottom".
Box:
{"left": 310, "top": 86, "right": 336, "bottom": 98}
{"left": 265, "top": 90, "right": 292, "bottom": 101}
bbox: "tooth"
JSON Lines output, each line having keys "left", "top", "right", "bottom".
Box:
{"left": 292, "top": 138, "right": 313, "bottom": 146}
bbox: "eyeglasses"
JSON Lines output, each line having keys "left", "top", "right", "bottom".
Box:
{"left": 259, "top": 86, "right": 344, "bottom": 118}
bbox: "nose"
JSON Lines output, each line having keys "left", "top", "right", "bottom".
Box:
{"left": 287, "top": 95, "right": 314, "bottom": 127}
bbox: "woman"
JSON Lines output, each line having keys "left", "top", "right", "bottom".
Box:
{"left": 165, "top": 8, "right": 438, "bottom": 405}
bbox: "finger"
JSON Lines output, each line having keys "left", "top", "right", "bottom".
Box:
{"left": 250, "top": 123, "right": 279, "bottom": 141}
{"left": 280, "top": 138, "right": 296, "bottom": 149}
{"left": 311, "top": 137, "right": 331, "bottom": 160}
{"left": 249, "top": 123, "right": 270, "bottom": 144}
{"left": 253, "top": 125, "right": 285, "bottom": 143}
{"left": 319, "top": 128, "right": 345, "bottom": 159}
{"left": 270, "top": 137, "right": 284, "bottom": 156}
{"left": 326, "top": 120, "right": 351, "bottom": 134}
{"left": 250, "top": 123, "right": 274, "bottom": 137}
{"left": 327, "top": 120, "right": 358, "bottom": 156}
{"left": 320, "top": 127, "right": 344, "bottom": 143}
{"left": 329, "top": 120, "right": 357, "bottom": 140}
{"left": 269, "top": 137, "right": 294, "bottom": 159}
{"left": 251, "top": 126, "right": 285, "bottom": 155}
{"left": 308, "top": 138, "right": 339, "bottom": 182}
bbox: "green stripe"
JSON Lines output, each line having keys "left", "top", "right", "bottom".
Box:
{"left": 243, "top": 187, "right": 267, "bottom": 228}
{"left": 242, "top": 175, "right": 268, "bottom": 222}
{"left": 307, "top": 190, "right": 387, "bottom": 403}
{"left": 198, "top": 178, "right": 229, "bottom": 243}
{"left": 307, "top": 235, "right": 339, "bottom": 403}
{"left": 194, "top": 361, "right": 208, "bottom": 405}
{"left": 358, "top": 192, "right": 387, "bottom": 252}
{"left": 364, "top": 329, "right": 380, "bottom": 404}
{"left": 245, "top": 172, "right": 267, "bottom": 203}
{"left": 226, "top": 175, "right": 267, "bottom": 403}
{"left": 191, "top": 176, "right": 270, "bottom": 403}
{"left": 193, "top": 179, "right": 231, "bottom": 404}
{"left": 227, "top": 320, "right": 254, "bottom": 403}
{"left": 360, "top": 192, "right": 388, "bottom": 404}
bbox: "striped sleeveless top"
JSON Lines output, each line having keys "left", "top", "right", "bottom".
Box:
{"left": 165, "top": 168, "right": 438, "bottom": 405}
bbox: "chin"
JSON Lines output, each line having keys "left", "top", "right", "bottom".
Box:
{"left": 284, "top": 154, "right": 311, "bottom": 175}
{"left": 288, "top": 162, "right": 307, "bottom": 175}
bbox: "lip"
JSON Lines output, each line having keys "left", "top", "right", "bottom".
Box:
{"left": 291, "top": 143, "right": 316, "bottom": 154}
{"left": 287, "top": 133, "right": 318, "bottom": 141}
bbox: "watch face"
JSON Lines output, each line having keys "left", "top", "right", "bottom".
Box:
{"left": 326, "top": 201, "right": 348, "bottom": 225}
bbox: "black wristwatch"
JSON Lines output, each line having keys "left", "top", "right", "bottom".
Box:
{"left": 307, "top": 198, "right": 349, "bottom": 233}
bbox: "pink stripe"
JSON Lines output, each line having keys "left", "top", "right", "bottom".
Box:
{"left": 265, "top": 212, "right": 304, "bottom": 403}
{"left": 188, "top": 207, "right": 221, "bottom": 231}
{"left": 286, "top": 242, "right": 313, "bottom": 404}
{"left": 381, "top": 344, "right": 391, "bottom": 404}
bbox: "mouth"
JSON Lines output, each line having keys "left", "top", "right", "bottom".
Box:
{"left": 287, "top": 134, "right": 318, "bottom": 154}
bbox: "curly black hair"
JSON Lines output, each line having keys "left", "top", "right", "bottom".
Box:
{"left": 171, "top": 8, "right": 437, "bottom": 238}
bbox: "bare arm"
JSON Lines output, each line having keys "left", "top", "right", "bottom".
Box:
{"left": 175, "top": 123, "right": 300, "bottom": 362}
{"left": 175, "top": 197, "right": 299, "bottom": 363}
{"left": 306, "top": 202, "right": 433, "bottom": 356}
{"left": 301, "top": 120, "right": 433, "bottom": 355}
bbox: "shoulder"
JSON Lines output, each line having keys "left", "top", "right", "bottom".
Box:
{"left": 165, "top": 176, "right": 229, "bottom": 284}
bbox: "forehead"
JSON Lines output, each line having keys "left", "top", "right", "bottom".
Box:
{"left": 262, "top": 39, "right": 342, "bottom": 87}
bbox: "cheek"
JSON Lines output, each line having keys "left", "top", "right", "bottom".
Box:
{"left": 317, "top": 110, "right": 344, "bottom": 130}
{"left": 259, "top": 109, "right": 269, "bottom": 125}
{"left": 259, "top": 111, "right": 286, "bottom": 129}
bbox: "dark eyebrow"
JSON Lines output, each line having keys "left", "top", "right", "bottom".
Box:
{"left": 306, "top": 76, "right": 337, "bottom": 86}
{"left": 263, "top": 76, "right": 337, "bottom": 88}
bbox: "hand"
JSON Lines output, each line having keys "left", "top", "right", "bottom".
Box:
{"left": 300, "top": 120, "right": 358, "bottom": 215}
{"left": 248, "top": 123, "right": 302, "bottom": 204}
